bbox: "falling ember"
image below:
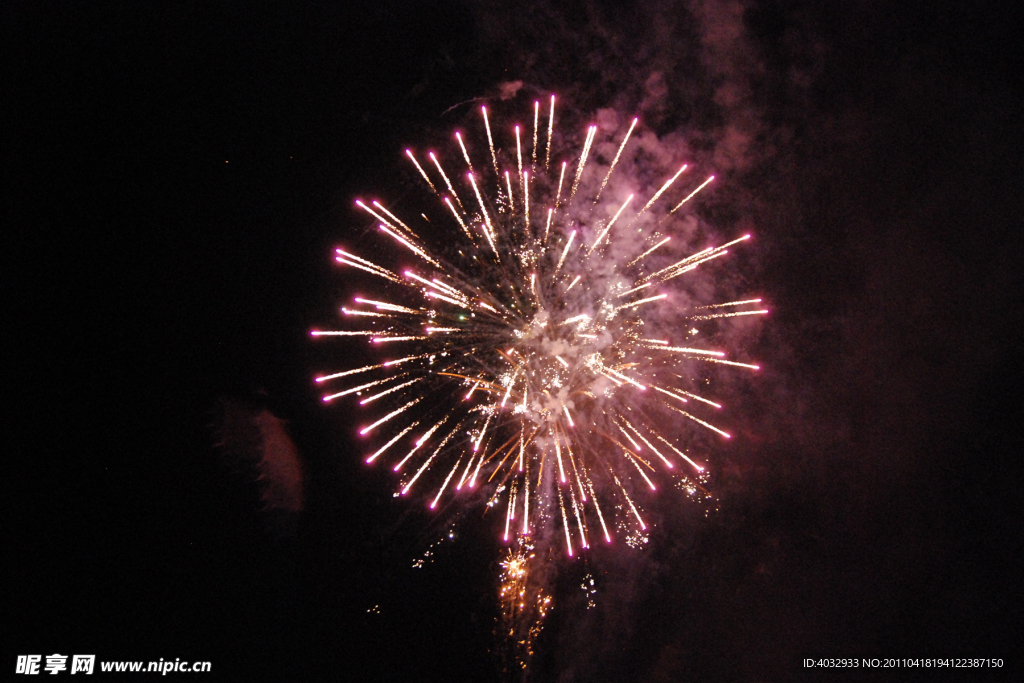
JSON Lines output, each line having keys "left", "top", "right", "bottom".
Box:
{"left": 314, "top": 97, "right": 764, "bottom": 668}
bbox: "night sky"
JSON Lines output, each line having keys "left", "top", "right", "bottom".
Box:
{"left": 9, "top": 1, "right": 1024, "bottom": 681}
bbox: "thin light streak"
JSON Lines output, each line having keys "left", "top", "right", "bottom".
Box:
{"left": 429, "top": 152, "right": 464, "bottom": 210}
{"left": 595, "top": 117, "right": 637, "bottom": 201}
{"left": 630, "top": 164, "right": 688, "bottom": 226}
{"left": 669, "top": 175, "right": 715, "bottom": 214}
{"left": 406, "top": 149, "right": 437, "bottom": 193}
{"left": 359, "top": 398, "right": 422, "bottom": 435}
{"left": 588, "top": 194, "right": 634, "bottom": 254}
{"left": 569, "top": 126, "right": 597, "bottom": 204}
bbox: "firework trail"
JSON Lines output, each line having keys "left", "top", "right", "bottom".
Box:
{"left": 314, "top": 96, "right": 765, "bottom": 671}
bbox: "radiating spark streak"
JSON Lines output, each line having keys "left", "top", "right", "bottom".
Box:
{"left": 469, "top": 441, "right": 487, "bottom": 486}
{"left": 658, "top": 252, "right": 729, "bottom": 282}
{"left": 569, "top": 126, "right": 597, "bottom": 204}
{"left": 403, "top": 422, "right": 458, "bottom": 492}
{"left": 366, "top": 422, "right": 418, "bottom": 464}
{"left": 372, "top": 335, "right": 430, "bottom": 343}
{"left": 528, "top": 272, "right": 537, "bottom": 298}
{"left": 616, "top": 422, "right": 644, "bottom": 452}
{"left": 659, "top": 346, "right": 725, "bottom": 357}
{"left": 532, "top": 101, "right": 540, "bottom": 166}
{"left": 570, "top": 486, "right": 588, "bottom": 548}
{"left": 605, "top": 368, "right": 646, "bottom": 390}
{"left": 589, "top": 481, "right": 611, "bottom": 542}
{"left": 383, "top": 354, "right": 432, "bottom": 367}
{"left": 341, "top": 308, "right": 394, "bottom": 318}
{"left": 379, "top": 223, "right": 442, "bottom": 268}
{"left": 555, "top": 162, "right": 567, "bottom": 208}
{"left": 455, "top": 132, "right": 475, "bottom": 175}
{"left": 555, "top": 355, "right": 570, "bottom": 368}
{"left": 486, "top": 436, "right": 522, "bottom": 481}
{"left": 669, "top": 175, "right": 715, "bottom": 214}
{"left": 595, "top": 117, "right": 637, "bottom": 201}
{"left": 444, "top": 197, "right": 473, "bottom": 240}
{"left": 688, "top": 309, "right": 769, "bottom": 321}
{"left": 311, "top": 330, "right": 375, "bottom": 337}
{"left": 504, "top": 484, "right": 514, "bottom": 541}
{"left": 558, "top": 486, "right": 573, "bottom": 557}
{"left": 335, "top": 249, "right": 403, "bottom": 283}
{"left": 504, "top": 171, "right": 514, "bottom": 211}
{"left": 588, "top": 194, "right": 634, "bottom": 254}
{"left": 523, "top": 172, "right": 529, "bottom": 227}
{"left": 468, "top": 174, "right": 500, "bottom": 260}
{"left": 456, "top": 449, "right": 477, "bottom": 490}
{"left": 518, "top": 428, "right": 525, "bottom": 471}
{"left": 543, "top": 208, "right": 553, "bottom": 244}
{"left": 315, "top": 362, "right": 385, "bottom": 383}
{"left": 359, "top": 377, "right": 423, "bottom": 405}
{"left": 425, "top": 290, "right": 472, "bottom": 310}
{"left": 615, "top": 293, "right": 667, "bottom": 312}
{"left": 431, "top": 456, "right": 463, "bottom": 508}
{"left": 692, "top": 357, "right": 761, "bottom": 370}
{"left": 522, "top": 460, "right": 530, "bottom": 534}
{"left": 355, "top": 200, "right": 406, "bottom": 235}
{"left": 545, "top": 95, "right": 555, "bottom": 169}
{"left": 515, "top": 125, "right": 523, "bottom": 180}
{"left": 554, "top": 434, "right": 566, "bottom": 483}
{"left": 476, "top": 298, "right": 501, "bottom": 314}
{"left": 625, "top": 450, "right": 657, "bottom": 490}
{"left": 652, "top": 385, "right": 689, "bottom": 405}
{"left": 573, "top": 467, "right": 588, "bottom": 503}
{"left": 394, "top": 417, "right": 448, "bottom": 472}
{"left": 473, "top": 412, "right": 493, "bottom": 451}
{"left": 649, "top": 429, "right": 704, "bottom": 471}
{"left": 663, "top": 404, "right": 731, "bottom": 438}
{"left": 482, "top": 106, "right": 500, "bottom": 179}
{"left": 600, "top": 370, "right": 624, "bottom": 386}
{"left": 559, "top": 314, "right": 590, "bottom": 326}
{"left": 630, "top": 164, "right": 689, "bottom": 227}
{"left": 638, "top": 246, "right": 714, "bottom": 282}
{"left": 354, "top": 297, "right": 421, "bottom": 314}
{"left": 334, "top": 254, "right": 399, "bottom": 282}
{"left": 405, "top": 149, "right": 437, "bottom": 193}
{"left": 670, "top": 389, "right": 722, "bottom": 409}
{"left": 430, "top": 278, "right": 469, "bottom": 298}
{"left": 405, "top": 271, "right": 468, "bottom": 302}
{"left": 429, "top": 153, "right": 464, "bottom": 210}
{"left": 640, "top": 339, "right": 669, "bottom": 345}
{"left": 625, "top": 237, "right": 671, "bottom": 268}
{"left": 619, "top": 419, "right": 673, "bottom": 468}
{"left": 501, "top": 371, "right": 517, "bottom": 407}
{"left": 554, "top": 230, "right": 576, "bottom": 276}
{"left": 565, "top": 275, "right": 581, "bottom": 293}
{"left": 372, "top": 201, "right": 418, "bottom": 238}
{"left": 562, "top": 405, "right": 574, "bottom": 427}
{"left": 424, "top": 327, "right": 461, "bottom": 334}
{"left": 359, "top": 398, "right": 422, "bottom": 435}
{"left": 695, "top": 298, "right": 763, "bottom": 309}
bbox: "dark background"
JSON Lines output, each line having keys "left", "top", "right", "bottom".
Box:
{"left": 8, "top": 1, "right": 1023, "bottom": 681}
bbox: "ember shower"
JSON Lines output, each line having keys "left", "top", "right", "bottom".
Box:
{"left": 313, "top": 95, "right": 765, "bottom": 668}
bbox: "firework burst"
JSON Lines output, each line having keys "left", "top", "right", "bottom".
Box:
{"left": 314, "top": 96, "right": 764, "bottom": 665}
